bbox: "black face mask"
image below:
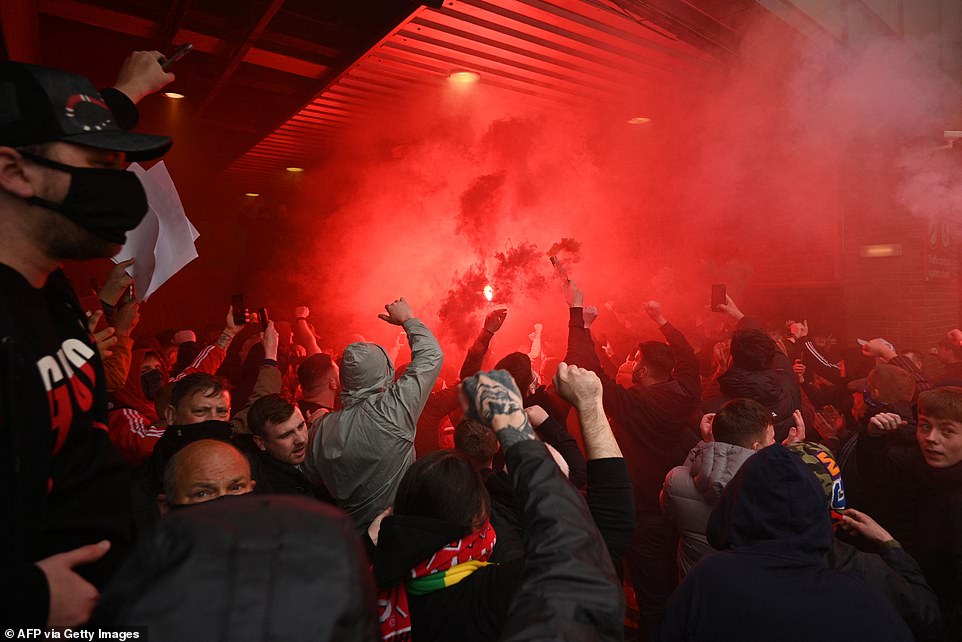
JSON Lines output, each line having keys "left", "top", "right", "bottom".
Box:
{"left": 141, "top": 368, "right": 165, "bottom": 401}
{"left": 19, "top": 151, "right": 148, "bottom": 244}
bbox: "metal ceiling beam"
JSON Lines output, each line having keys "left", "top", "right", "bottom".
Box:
{"left": 37, "top": 0, "right": 320, "bottom": 77}
{"left": 1, "top": 0, "right": 41, "bottom": 63}
{"left": 221, "top": 0, "right": 420, "bottom": 179}
{"left": 196, "top": 0, "right": 287, "bottom": 116}
{"left": 155, "top": 0, "right": 191, "bottom": 52}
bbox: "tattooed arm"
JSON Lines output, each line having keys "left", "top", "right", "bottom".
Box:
{"left": 461, "top": 369, "right": 536, "bottom": 450}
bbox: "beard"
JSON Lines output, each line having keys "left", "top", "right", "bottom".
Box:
{"left": 34, "top": 205, "right": 121, "bottom": 260}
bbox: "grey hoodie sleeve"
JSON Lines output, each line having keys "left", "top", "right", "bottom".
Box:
{"left": 372, "top": 318, "right": 443, "bottom": 440}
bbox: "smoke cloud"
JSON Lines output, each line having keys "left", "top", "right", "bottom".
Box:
{"left": 231, "top": 10, "right": 959, "bottom": 366}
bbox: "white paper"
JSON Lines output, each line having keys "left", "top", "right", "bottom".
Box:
{"left": 114, "top": 162, "right": 199, "bottom": 300}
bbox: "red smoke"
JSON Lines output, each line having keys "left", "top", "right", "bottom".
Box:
{"left": 223, "top": 12, "right": 959, "bottom": 368}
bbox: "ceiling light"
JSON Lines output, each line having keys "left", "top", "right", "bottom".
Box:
{"left": 285, "top": 167, "right": 304, "bottom": 173}
{"left": 859, "top": 244, "right": 902, "bottom": 258}
{"left": 163, "top": 92, "right": 185, "bottom": 99}
{"left": 448, "top": 71, "right": 480, "bottom": 85}
{"left": 245, "top": 193, "right": 260, "bottom": 197}
{"left": 627, "top": 117, "right": 651, "bottom": 125}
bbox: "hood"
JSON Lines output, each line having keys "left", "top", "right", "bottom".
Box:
{"left": 688, "top": 440, "right": 757, "bottom": 505}
{"left": 340, "top": 342, "right": 394, "bottom": 408}
{"left": 706, "top": 444, "right": 833, "bottom": 557}
{"left": 718, "top": 367, "right": 780, "bottom": 403}
{"left": 373, "top": 515, "right": 466, "bottom": 590}
{"left": 94, "top": 495, "right": 379, "bottom": 641}
{"left": 110, "top": 348, "right": 163, "bottom": 420}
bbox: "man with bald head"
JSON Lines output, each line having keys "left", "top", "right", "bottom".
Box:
{"left": 157, "top": 439, "right": 255, "bottom": 516}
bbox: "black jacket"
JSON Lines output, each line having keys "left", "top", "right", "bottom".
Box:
{"left": 656, "top": 444, "right": 913, "bottom": 642}
{"left": 704, "top": 317, "right": 803, "bottom": 442}
{"left": 858, "top": 433, "right": 962, "bottom": 640}
{"left": 373, "top": 441, "right": 624, "bottom": 641}
{"left": 838, "top": 402, "right": 917, "bottom": 543}
{"left": 0, "top": 267, "right": 132, "bottom": 627}
{"left": 483, "top": 457, "right": 635, "bottom": 567}
{"left": 707, "top": 366, "right": 802, "bottom": 441}
{"left": 827, "top": 538, "right": 942, "bottom": 641}
{"left": 248, "top": 449, "right": 333, "bottom": 502}
{"left": 94, "top": 495, "right": 378, "bottom": 641}
{"left": 565, "top": 307, "right": 701, "bottom": 515}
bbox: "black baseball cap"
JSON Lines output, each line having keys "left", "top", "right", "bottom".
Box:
{"left": 0, "top": 61, "right": 171, "bottom": 161}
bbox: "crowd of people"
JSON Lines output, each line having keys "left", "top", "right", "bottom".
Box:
{"left": 2, "top": 53, "right": 962, "bottom": 642}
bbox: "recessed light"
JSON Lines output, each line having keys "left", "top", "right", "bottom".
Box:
{"left": 448, "top": 71, "right": 480, "bottom": 85}
{"left": 285, "top": 167, "right": 304, "bottom": 173}
{"left": 627, "top": 117, "right": 651, "bottom": 125}
{"left": 163, "top": 92, "right": 185, "bottom": 99}
{"left": 245, "top": 193, "right": 260, "bottom": 197}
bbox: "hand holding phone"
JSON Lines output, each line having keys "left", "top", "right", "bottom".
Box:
{"left": 231, "top": 294, "right": 247, "bottom": 327}
{"left": 711, "top": 284, "right": 726, "bottom": 310}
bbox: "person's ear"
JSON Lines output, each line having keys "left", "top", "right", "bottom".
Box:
{"left": 252, "top": 435, "right": 266, "bottom": 451}
{"left": 164, "top": 404, "right": 176, "bottom": 425}
{"left": 156, "top": 494, "right": 169, "bottom": 517}
{"left": 871, "top": 387, "right": 881, "bottom": 401}
{"left": 0, "top": 147, "right": 36, "bottom": 198}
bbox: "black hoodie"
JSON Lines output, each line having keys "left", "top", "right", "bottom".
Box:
{"left": 656, "top": 445, "right": 912, "bottom": 642}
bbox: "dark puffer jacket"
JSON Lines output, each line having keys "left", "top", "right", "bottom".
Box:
{"left": 93, "top": 495, "right": 378, "bottom": 642}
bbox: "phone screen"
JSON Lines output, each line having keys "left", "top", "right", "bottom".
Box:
{"left": 231, "top": 294, "right": 246, "bottom": 326}
{"left": 711, "top": 284, "right": 726, "bottom": 309}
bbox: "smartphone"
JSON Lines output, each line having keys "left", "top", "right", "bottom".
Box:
{"left": 231, "top": 294, "right": 246, "bottom": 326}
{"left": 121, "top": 283, "right": 135, "bottom": 305}
{"left": 259, "top": 307, "right": 270, "bottom": 331}
{"left": 161, "top": 43, "right": 193, "bottom": 71}
{"left": 711, "top": 284, "right": 726, "bottom": 310}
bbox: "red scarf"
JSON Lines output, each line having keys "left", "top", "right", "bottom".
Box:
{"left": 378, "top": 521, "right": 496, "bottom": 641}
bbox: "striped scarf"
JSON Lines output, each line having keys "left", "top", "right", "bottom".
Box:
{"left": 378, "top": 521, "right": 497, "bottom": 641}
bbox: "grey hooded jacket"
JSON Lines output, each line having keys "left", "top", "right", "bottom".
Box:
{"left": 304, "top": 318, "right": 443, "bottom": 531}
{"left": 661, "top": 440, "right": 755, "bottom": 577}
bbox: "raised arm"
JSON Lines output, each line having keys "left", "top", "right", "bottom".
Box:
{"left": 460, "top": 369, "right": 624, "bottom": 641}
{"left": 861, "top": 339, "right": 932, "bottom": 394}
{"left": 101, "top": 301, "right": 139, "bottom": 393}
{"left": 169, "top": 307, "right": 243, "bottom": 383}
{"left": 230, "top": 322, "right": 283, "bottom": 434}
{"left": 563, "top": 280, "right": 604, "bottom": 375}
{"left": 856, "top": 412, "right": 915, "bottom": 486}
{"left": 292, "top": 306, "right": 322, "bottom": 357}
{"left": 646, "top": 300, "right": 700, "bottom": 400}
{"left": 373, "top": 298, "right": 443, "bottom": 436}
{"left": 554, "top": 363, "right": 635, "bottom": 569}
{"left": 524, "top": 405, "right": 587, "bottom": 489}
{"left": 459, "top": 308, "right": 507, "bottom": 380}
